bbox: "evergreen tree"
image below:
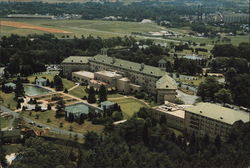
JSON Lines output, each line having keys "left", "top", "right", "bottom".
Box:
{"left": 15, "top": 76, "right": 25, "bottom": 99}
{"left": 53, "top": 75, "right": 64, "bottom": 91}
{"left": 87, "top": 86, "right": 96, "bottom": 104}
{"left": 98, "top": 84, "right": 107, "bottom": 103}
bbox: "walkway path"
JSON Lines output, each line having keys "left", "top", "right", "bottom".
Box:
{"left": 68, "top": 83, "right": 80, "bottom": 91}
{"left": 108, "top": 96, "right": 151, "bottom": 107}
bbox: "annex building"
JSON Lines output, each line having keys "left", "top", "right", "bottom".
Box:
{"left": 61, "top": 55, "right": 177, "bottom": 103}
{"left": 185, "top": 103, "right": 250, "bottom": 141}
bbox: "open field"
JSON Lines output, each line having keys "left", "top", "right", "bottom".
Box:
{"left": 110, "top": 98, "right": 148, "bottom": 119}
{"left": 0, "top": 18, "right": 167, "bottom": 38}
{"left": 22, "top": 110, "right": 104, "bottom": 134}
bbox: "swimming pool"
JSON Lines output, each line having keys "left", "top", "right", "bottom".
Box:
{"left": 24, "top": 85, "right": 52, "bottom": 96}
{"left": 65, "top": 103, "right": 89, "bottom": 115}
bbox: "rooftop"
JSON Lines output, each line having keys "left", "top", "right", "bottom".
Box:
{"left": 73, "top": 71, "right": 94, "bottom": 79}
{"left": 4, "top": 82, "right": 16, "bottom": 87}
{"left": 185, "top": 102, "right": 250, "bottom": 125}
{"left": 62, "top": 56, "right": 90, "bottom": 64}
{"left": 101, "top": 101, "right": 115, "bottom": 106}
{"left": 95, "top": 71, "right": 122, "bottom": 78}
{"left": 89, "top": 55, "right": 166, "bottom": 77}
{"left": 36, "top": 78, "right": 47, "bottom": 82}
{"left": 118, "top": 77, "right": 130, "bottom": 82}
{"left": 154, "top": 105, "right": 185, "bottom": 119}
{"left": 156, "top": 74, "right": 177, "bottom": 90}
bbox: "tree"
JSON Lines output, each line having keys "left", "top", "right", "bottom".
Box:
{"left": 54, "top": 75, "right": 64, "bottom": 91}
{"left": 87, "top": 86, "right": 96, "bottom": 104}
{"left": 15, "top": 76, "right": 25, "bottom": 99}
{"left": 59, "top": 122, "right": 63, "bottom": 128}
{"left": 215, "top": 88, "right": 233, "bottom": 105}
{"left": 98, "top": 84, "right": 107, "bottom": 103}
{"left": 84, "top": 131, "right": 99, "bottom": 149}
{"left": 55, "top": 99, "right": 65, "bottom": 118}
{"left": 197, "top": 77, "right": 222, "bottom": 101}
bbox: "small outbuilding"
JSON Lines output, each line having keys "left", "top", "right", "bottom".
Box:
{"left": 36, "top": 78, "right": 47, "bottom": 86}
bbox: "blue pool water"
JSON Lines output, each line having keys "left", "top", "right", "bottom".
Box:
{"left": 65, "top": 103, "right": 89, "bottom": 115}
{"left": 24, "top": 85, "right": 51, "bottom": 96}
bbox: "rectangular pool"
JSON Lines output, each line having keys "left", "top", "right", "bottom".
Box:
{"left": 24, "top": 85, "right": 52, "bottom": 96}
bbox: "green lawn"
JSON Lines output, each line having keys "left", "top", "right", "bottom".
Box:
{"left": 68, "top": 86, "right": 87, "bottom": 98}
{"left": 0, "top": 91, "right": 17, "bottom": 110}
{"left": 21, "top": 110, "right": 104, "bottom": 134}
{"left": 0, "top": 116, "right": 9, "bottom": 128}
{"left": 177, "top": 76, "right": 206, "bottom": 87}
{"left": 27, "top": 73, "right": 76, "bottom": 90}
{"left": 108, "top": 94, "right": 123, "bottom": 98}
{"left": 111, "top": 98, "right": 148, "bottom": 119}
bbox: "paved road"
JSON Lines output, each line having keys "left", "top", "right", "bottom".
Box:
{"left": 176, "top": 90, "right": 198, "bottom": 105}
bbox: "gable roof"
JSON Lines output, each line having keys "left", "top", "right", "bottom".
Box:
{"left": 156, "top": 74, "right": 177, "bottom": 90}
{"left": 62, "top": 56, "right": 90, "bottom": 64}
{"left": 158, "top": 59, "right": 167, "bottom": 64}
{"left": 89, "top": 55, "right": 166, "bottom": 77}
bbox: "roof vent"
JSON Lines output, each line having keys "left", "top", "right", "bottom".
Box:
{"left": 80, "top": 60, "right": 82, "bottom": 62}
{"left": 140, "top": 63, "right": 144, "bottom": 71}
{"left": 220, "top": 117, "right": 223, "bottom": 119}
{"left": 71, "top": 60, "right": 73, "bottom": 62}
{"left": 112, "top": 57, "right": 116, "bottom": 64}
{"left": 151, "top": 71, "right": 153, "bottom": 74}
{"left": 200, "top": 111, "right": 202, "bottom": 113}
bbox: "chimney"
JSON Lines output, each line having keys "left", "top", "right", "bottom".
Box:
{"left": 140, "top": 63, "right": 144, "bottom": 71}
{"left": 112, "top": 57, "right": 116, "bottom": 64}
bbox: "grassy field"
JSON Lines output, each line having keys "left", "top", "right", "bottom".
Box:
{"left": 1, "top": 18, "right": 167, "bottom": 38}
{"left": 68, "top": 85, "right": 87, "bottom": 98}
{"left": 21, "top": 110, "right": 104, "bottom": 134}
{"left": 0, "top": 91, "right": 17, "bottom": 110}
{"left": 110, "top": 98, "right": 148, "bottom": 119}
{"left": 0, "top": 116, "right": 9, "bottom": 128}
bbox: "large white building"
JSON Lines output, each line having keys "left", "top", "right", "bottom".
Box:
{"left": 62, "top": 55, "right": 177, "bottom": 103}
{"left": 185, "top": 103, "right": 250, "bottom": 141}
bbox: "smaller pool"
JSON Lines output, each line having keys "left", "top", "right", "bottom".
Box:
{"left": 65, "top": 103, "right": 89, "bottom": 115}
{"left": 24, "top": 85, "right": 51, "bottom": 96}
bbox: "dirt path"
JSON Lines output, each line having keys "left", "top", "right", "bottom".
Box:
{"left": 68, "top": 84, "right": 80, "bottom": 91}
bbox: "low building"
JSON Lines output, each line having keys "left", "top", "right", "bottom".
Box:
{"left": 101, "top": 101, "right": 116, "bottom": 110}
{"left": 62, "top": 56, "right": 90, "bottom": 77}
{"left": 185, "top": 103, "right": 250, "bottom": 141}
{"left": 4, "top": 82, "right": 16, "bottom": 90}
{"left": 72, "top": 71, "right": 94, "bottom": 84}
{"left": 36, "top": 78, "right": 47, "bottom": 86}
{"left": 153, "top": 103, "right": 191, "bottom": 131}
